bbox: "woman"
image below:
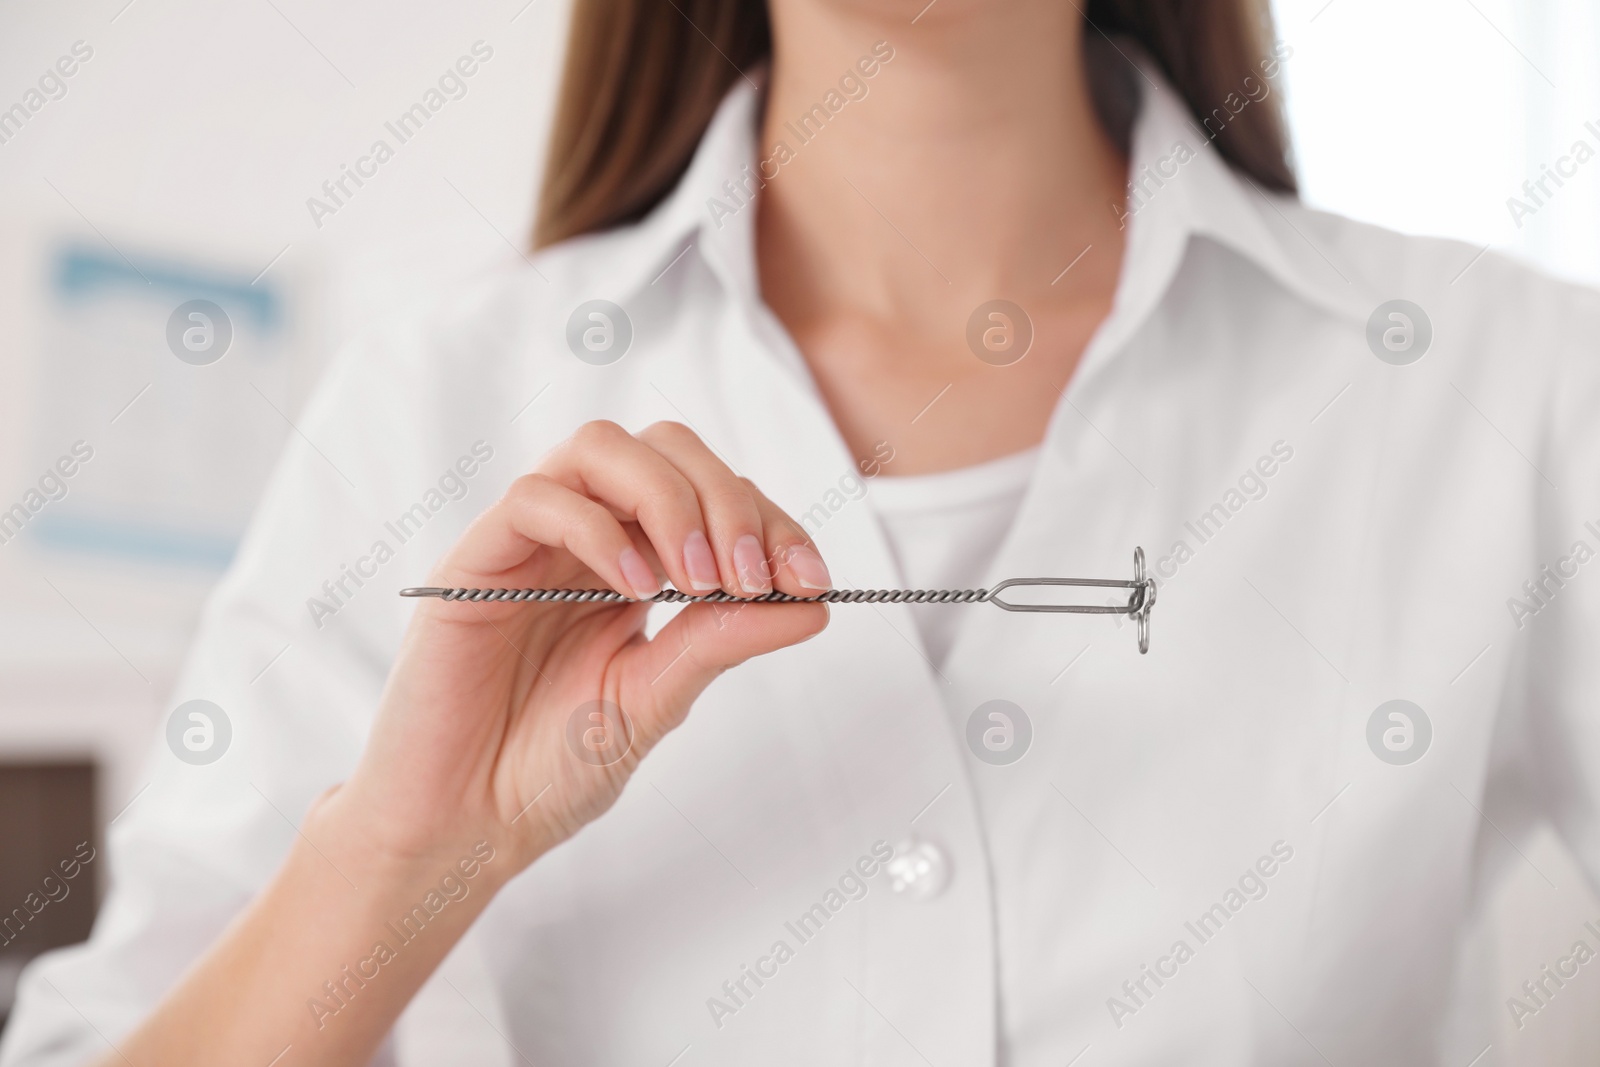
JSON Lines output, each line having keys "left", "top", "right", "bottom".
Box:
{"left": 6, "top": 0, "right": 1599, "bottom": 1062}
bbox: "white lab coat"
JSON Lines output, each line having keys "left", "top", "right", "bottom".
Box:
{"left": 7, "top": 59, "right": 1600, "bottom": 1067}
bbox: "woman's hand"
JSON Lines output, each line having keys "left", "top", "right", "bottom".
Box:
{"left": 322, "top": 419, "right": 832, "bottom": 875}
{"left": 112, "top": 421, "right": 831, "bottom": 1067}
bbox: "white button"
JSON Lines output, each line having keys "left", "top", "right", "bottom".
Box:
{"left": 886, "top": 839, "right": 950, "bottom": 900}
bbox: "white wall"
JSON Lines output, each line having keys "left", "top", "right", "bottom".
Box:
{"left": 0, "top": 0, "right": 568, "bottom": 829}
{"left": 1274, "top": 0, "right": 1600, "bottom": 287}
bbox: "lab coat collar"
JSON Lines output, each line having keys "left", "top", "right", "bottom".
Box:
{"left": 1123, "top": 55, "right": 1373, "bottom": 326}
{"left": 624, "top": 70, "right": 769, "bottom": 308}
{"left": 612, "top": 49, "right": 1374, "bottom": 336}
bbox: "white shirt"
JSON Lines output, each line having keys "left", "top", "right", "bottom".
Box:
{"left": 869, "top": 448, "right": 1039, "bottom": 668}
{"left": 7, "top": 55, "right": 1600, "bottom": 1067}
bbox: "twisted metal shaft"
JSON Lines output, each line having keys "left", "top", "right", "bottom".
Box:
{"left": 400, "top": 586, "right": 994, "bottom": 605}
{"left": 398, "top": 548, "right": 1155, "bottom": 653}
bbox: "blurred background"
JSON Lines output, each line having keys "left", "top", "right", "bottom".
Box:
{"left": 0, "top": 0, "right": 1596, "bottom": 1058}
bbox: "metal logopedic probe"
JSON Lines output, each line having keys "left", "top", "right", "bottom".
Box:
{"left": 402, "top": 547, "right": 1158, "bottom": 654}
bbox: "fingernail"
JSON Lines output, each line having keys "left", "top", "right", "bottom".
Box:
{"left": 683, "top": 530, "right": 721, "bottom": 591}
{"left": 786, "top": 544, "right": 832, "bottom": 590}
{"left": 618, "top": 547, "right": 660, "bottom": 599}
{"left": 733, "top": 534, "right": 772, "bottom": 594}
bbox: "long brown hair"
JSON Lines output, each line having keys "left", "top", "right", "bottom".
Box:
{"left": 534, "top": 0, "right": 1295, "bottom": 249}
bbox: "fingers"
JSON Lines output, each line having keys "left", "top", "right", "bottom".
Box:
{"left": 437, "top": 419, "right": 832, "bottom": 607}
{"left": 542, "top": 421, "right": 714, "bottom": 597}
{"left": 636, "top": 422, "right": 830, "bottom": 597}
{"left": 632, "top": 421, "right": 767, "bottom": 595}
{"left": 433, "top": 473, "right": 659, "bottom": 599}
{"left": 746, "top": 484, "right": 832, "bottom": 595}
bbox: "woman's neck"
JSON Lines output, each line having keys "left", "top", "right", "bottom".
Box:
{"left": 754, "top": 0, "right": 1131, "bottom": 475}
{"left": 756, "top": 0, "right": 1127, "bottom": 322}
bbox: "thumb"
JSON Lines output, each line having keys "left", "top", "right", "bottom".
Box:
{"left": 618, "top": 601, "right": 828, "bottom": 745}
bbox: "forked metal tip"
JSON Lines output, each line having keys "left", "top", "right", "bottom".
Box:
{"left": 1131, "top": 547, "right": 1156, "bottom": 655}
